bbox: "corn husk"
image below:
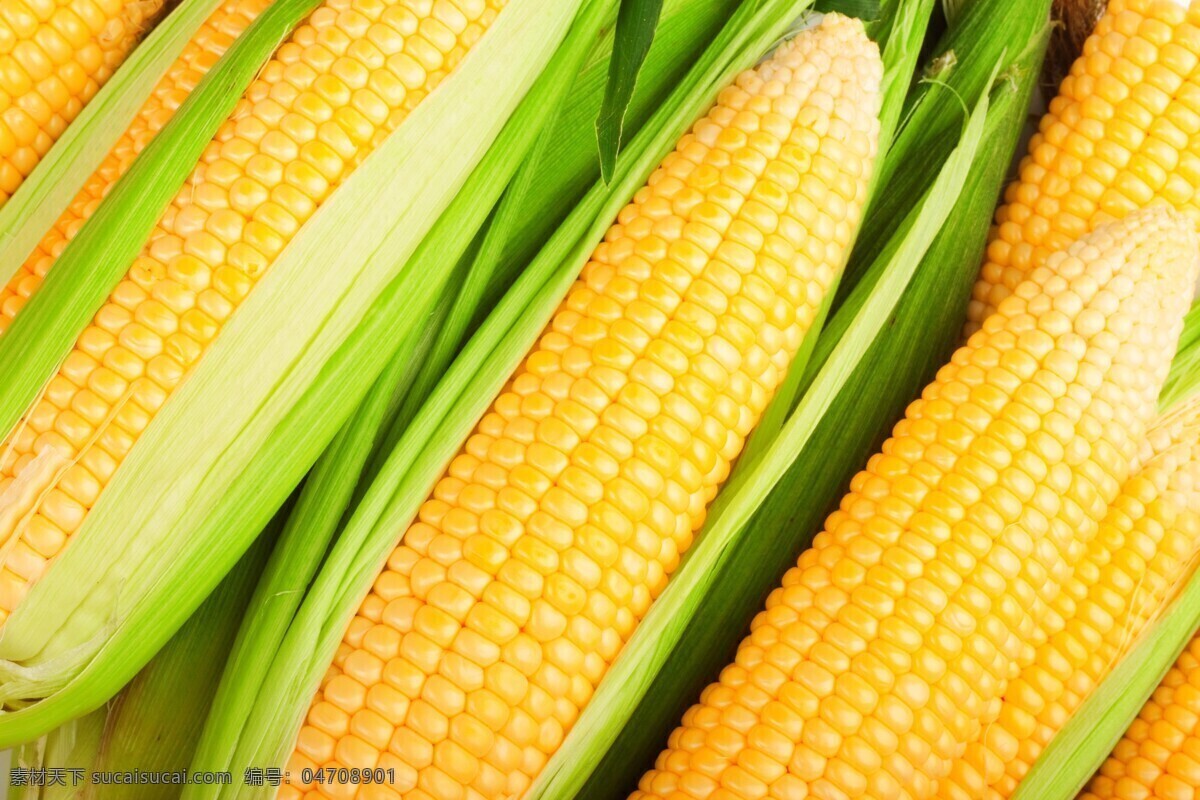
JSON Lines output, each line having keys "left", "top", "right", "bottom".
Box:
{"left": 187, "top": 0, "right": 634, "bottom": 779}
{"left": 10, "top": 510, "right": 283, "bottom": 800}
{"left": 0, "top": 0, "right": 330, "bottom": 443}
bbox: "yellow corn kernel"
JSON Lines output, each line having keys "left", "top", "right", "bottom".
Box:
{"left": 1080, "top": 631, "right": 1200, "bottom": 800}
{"left": 277, "top": 15, "right": 883, "bottom": 800}
{"left": 965, "top": 0, "right": 1200, "bottom": 335}
{"left": 0, "top": 0, "right": 509, "bottom": 624}
{"left": 0, "top": 0, "right": 169, "bottom": 207}
{"left": 938, "top": 400, "right": 1200, "bottom": 799}
{"left": 0, "top": 0, "right": 275, "bottom": 333}
{"left": 630, "top": 207, "right": 1198, "bottom": 800}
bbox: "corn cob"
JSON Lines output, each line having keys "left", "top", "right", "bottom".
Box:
{"left": 937, "top": 400, "right": 1200, "bottom": 799}
{"left": 278, "top": 15, "right": 883, "bottom": 799}
{"left": 0, "top": 0, "right": 275, "bottom": 333}
{"left": 1079, "top": 629, "right": 1200, "bottom": 799}
{"left": 965, "top": 0, "right": 1200, "bottom": 336}
{"left": 0, "top": 0, "right": 169, "bottom": 207}
{"left": 630, "top": 207, "right": 1197, "bottom": 800}
{"left": 0, "top": 0, "right": 508, "bottom": 624}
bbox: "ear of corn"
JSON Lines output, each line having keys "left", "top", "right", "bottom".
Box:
{"left": 577, "top": 4, "right": 1055, "bottom": 793}
{"left": 0, "top": 0, "right": 585, "bottom": 744}
{"left": 0, "top": 0, "right": 274, "bottom": 333}
{"left": 0, "top": 0, "right": 169, "bottom": 209}
{"left": 965, "top": 0, "right": 1200, "bottom": 337}
{"left": 735, "top": 0, "right": 937, "bottom": 469}
{"left": 574, "top": 73, "right": 990, "bottom": 800}
{"left": 0, "top": 0, "right": 330, "bottom": 451}
{"left": 185, "top": 1, "right": 867, "bottom": 788}
{"left": 277, "top": 18, "right": 882, "bottom": 798}
{"left": 361, "top": 0, "right": 743, "bottom": 485}
{"left": 630, "top": 206, "right": 1198, "bottom": 800}
{"left": 0, "top": 0, "right": 513, "bottom": 624}
{"left": 191, "top": 0, "right": 747, "bottom": 784}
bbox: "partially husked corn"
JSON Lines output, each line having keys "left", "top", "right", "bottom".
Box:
{"left": 0, "top": 0, "right": 169, "bottom": 206}
{"left": 0, "top": 0, "right": 508, "bottom": 623}
{"left": 965, "top": 0, "right": 1200, "bottom": 335}
{"left": 0, "top": 0, "right": 275, "bottom": 333}
{"left": 279, "top": 15, "right": 883, "bottom": 799}
{"left": 939, "top": 401, "right": 1200, "bottom": 799}
{"left": 631, "top": 207, "right": 1198, "bottom": 800}
{"left": 1079, "top": 630, "right": 1200, "bottom": 799}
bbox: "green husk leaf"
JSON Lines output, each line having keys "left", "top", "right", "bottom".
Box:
{"left": 841, "top": 0, "right": 1047, "bottom": 295}
{"left": 0, "top": 0, "right": 583, "bottom": 745}
{"left": 1161, "top": 299, "right": 1200, "bottom": 411}
{"left": 0, "top": 0, "right": 325, "bottom": 443}
{"left": 186, "top": 0, "right": 622, "bottom": 779}
{"left": 9, "top": 711, "right": 105, "bottom": 800}
{"left": 815, "top": 0, "right": 882, "bottom": 19}
{"left": 197, "top": 0, "right": 814, "bottom": 786}
{"left": 546, "top": 54, "right": 998, "bottom": 800}
{"left": 1012, "top": 566, "right": 1200, "bottom": 799}
{"left": 193, "top": 0, "right": 746, "bottom": 782}
{"left": 7, "top": 507, "right": 286, "bottom": 799}
{"left": 185, "top": 334, "right": 423, "bottom": 787}
{"left": 596, "top": 0, "right": 663, "bottom": 182}
{"left": 942, "top": 0, "right": 966, "bottom": 25}
{"left": 79, "top": 523, "right": 281, "bottom": 798}
{"left": 0, "top": 0, "right": 225, "bottom": 288}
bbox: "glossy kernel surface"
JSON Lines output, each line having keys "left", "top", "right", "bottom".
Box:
{"left": 0, "top": 0, "right": 168, "bottom": 206}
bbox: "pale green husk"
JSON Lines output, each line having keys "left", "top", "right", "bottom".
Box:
{"left": 0, "top": 0, "right": 583, "bottom": 745}
{"left": 1162, "top": 300, "right": 1200, "bottom": 411}
{"left": 9, "top": 515, "right": 281, "bottom": 800}
{"left": 0, "top": 0, "right": 226, "bottom": 288}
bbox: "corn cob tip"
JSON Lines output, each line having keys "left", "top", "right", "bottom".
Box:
{"left": 981, "top": 204, "right": 1197, "bottom": 337}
